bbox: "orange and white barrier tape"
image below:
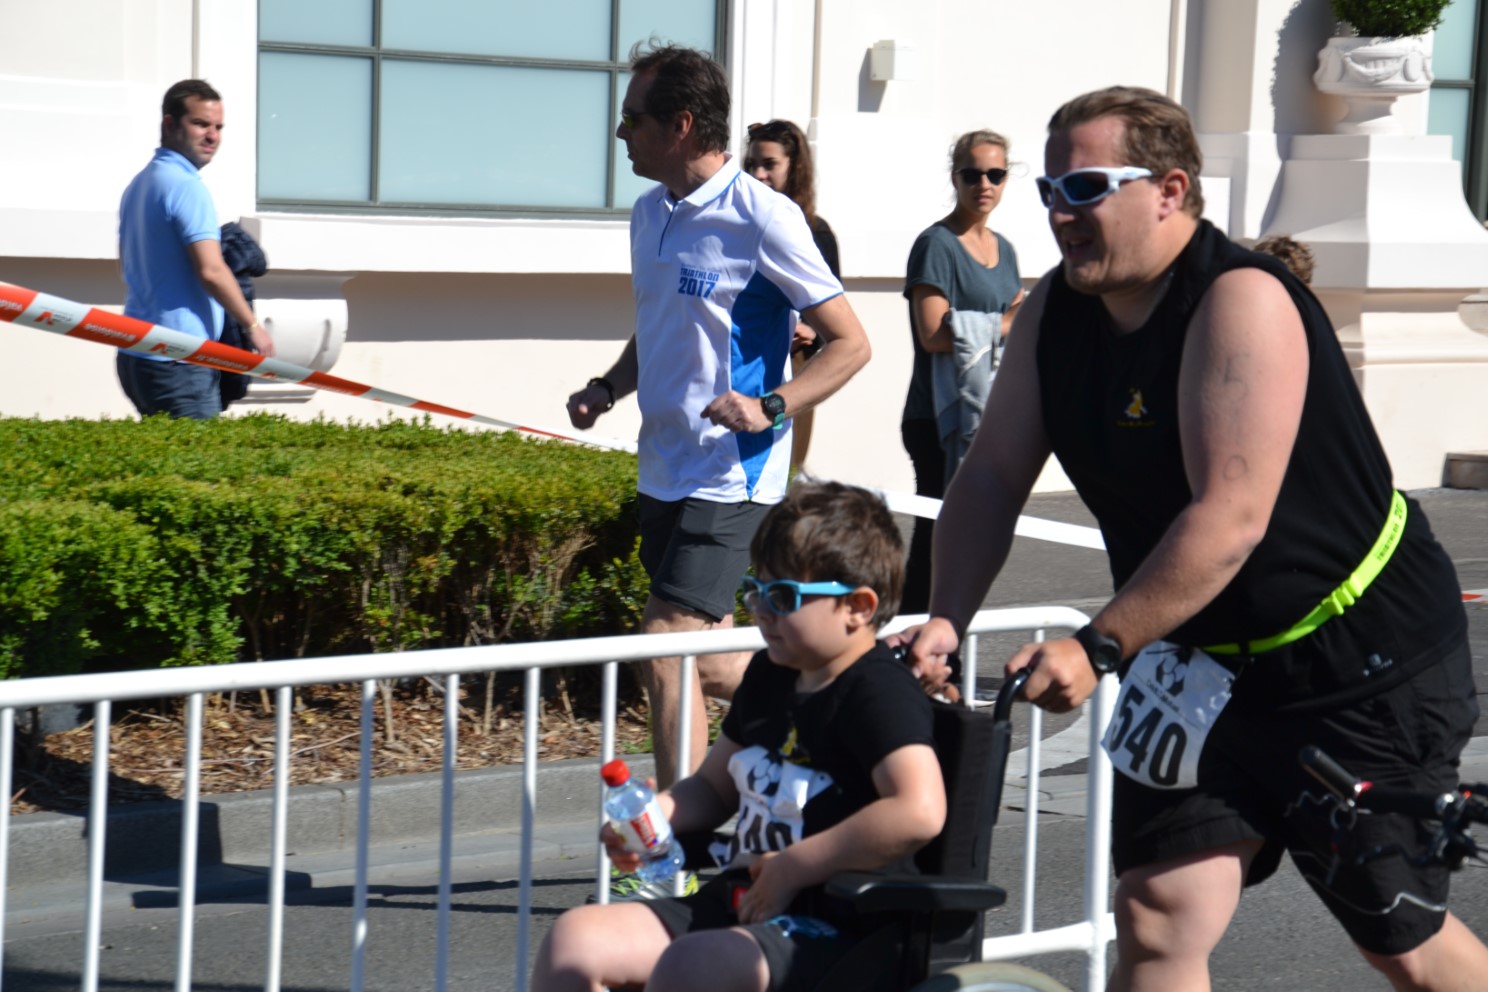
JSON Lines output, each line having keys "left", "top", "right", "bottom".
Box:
{"left": 1, "top": 278, "right": 1107, "bottom": 548}
{"left": 0, "top": 280, "right": 637, "bottom": 454}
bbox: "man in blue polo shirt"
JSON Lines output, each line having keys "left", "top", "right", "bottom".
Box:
{"left": 117, "top": 79, "right": 274, "bottom": 419}
{"left": 566, "top": 44, "right": 872, "bottom": 789}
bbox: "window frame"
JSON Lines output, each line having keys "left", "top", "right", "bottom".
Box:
{"left": 256, "top": 0, "right": 728, "bottom": 218}
{"left": 1430, "top": 0, "right": 1488, "bottom": 222}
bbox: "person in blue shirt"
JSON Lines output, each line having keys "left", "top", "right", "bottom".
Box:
{"left": 116, "top": 79, "right": 274, "bottom": 419}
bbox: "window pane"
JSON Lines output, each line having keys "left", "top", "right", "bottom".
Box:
{"left": 381, "top": 0, "right": 609, "bottom": 60}
{"left": 379, "top": 61, "right": 610, "bottom": 207}
{"left": 1433, "top": 0, "right": 1479, "bottom": 81}
{"left": 1427, "top": 86, "right": 1471, "bottom": 183}
{"left": 613, "top": 71, "right": 658, "bottom": 207}
{"left": 618, "top": 0, "right": 717, "bottom": 57}
{"left": 259, "top": 0, "right": 371, "bottom": 47}
{"left": 258, "top": 53, "right": 372, "bottom": 201}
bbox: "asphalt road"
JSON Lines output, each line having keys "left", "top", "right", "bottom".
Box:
{"left": 4, "top": 815, "right": 1484, "bottom": 991}
{"left": 4, "top": 488, "right": 1485, "bottom": 990}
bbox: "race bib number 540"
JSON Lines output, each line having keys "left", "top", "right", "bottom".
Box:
{"left": 1101, "top": 642, "right": 1235, "bottom": 790}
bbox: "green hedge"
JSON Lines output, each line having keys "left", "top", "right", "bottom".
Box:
{"left": 0, "top": 415, "right": 647, "bottom": 679}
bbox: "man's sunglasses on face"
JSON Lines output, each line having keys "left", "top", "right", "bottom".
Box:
{"left": 619, "top": 109, "right": 658, "bottom": 130}
{"left": 741, "top": 576, "right": 853, "bottom": 615}
{"left": 956, "top": 167, "right": 1009, "bottom": 186}
{"left": 1035, "top": 166, "right": 1154, "bottom": 208}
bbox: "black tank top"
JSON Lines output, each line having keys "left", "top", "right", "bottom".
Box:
{"left": 1037, "top": 221, "right": 1463, "bottom": 710}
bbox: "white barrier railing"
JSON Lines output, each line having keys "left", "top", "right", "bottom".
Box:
{"left": 0, "top": 606, "right": 1114, "bottom": 992}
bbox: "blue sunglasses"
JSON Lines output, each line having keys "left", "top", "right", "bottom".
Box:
{"left": 1035, "top": 166, "right": 1153, "bottom": 208}
{"left": 741, "top": 576, "right": 854, "bottom": 615}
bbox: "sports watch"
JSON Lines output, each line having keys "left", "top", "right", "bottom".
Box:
{"left": 760, "top": 392, "right": 787, "bottom": 431}
{"left": 1073, "top": 624, "right": 1123, "bottom": 675}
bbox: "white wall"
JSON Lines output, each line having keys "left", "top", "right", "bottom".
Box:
{"left": 3, "top": 0, "right": 1169, "bottom": 497}
{"left": 0, "top": 0, "right": 1481, "bottom": 495}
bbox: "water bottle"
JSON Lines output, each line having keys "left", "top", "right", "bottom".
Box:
{"left": 601, "top": 758, "right": 685, "bottom": 884}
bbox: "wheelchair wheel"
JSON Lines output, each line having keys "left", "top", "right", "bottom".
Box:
{"left": 910, "top": 961, "right": 1073, "bottom": 992}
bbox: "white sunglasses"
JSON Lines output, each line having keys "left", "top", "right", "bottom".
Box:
{"left": 1035, "top": 166, "right": 1154, "bottom": 207}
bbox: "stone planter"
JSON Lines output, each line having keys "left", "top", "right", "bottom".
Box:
{"left": 1313, "top": 35, "right": 1433, "bottom": 134}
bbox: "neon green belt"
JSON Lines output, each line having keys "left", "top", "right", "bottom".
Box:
{"left": 1207, "top": 490, "right": 1407, "bottom": 657}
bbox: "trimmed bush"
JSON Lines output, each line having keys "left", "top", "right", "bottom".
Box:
{"left": 0, "top": 500, "right": 166, "bottom": 679}
{"left": 1330, "top": 0, "right": 1451, "bottom": 38}
{"left": 0, "top": 415, "right": 647, "bottom": 677}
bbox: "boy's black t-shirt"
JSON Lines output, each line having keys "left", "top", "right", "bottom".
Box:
{"left": 715, "top": 643, "right": 935, "bottom": 875}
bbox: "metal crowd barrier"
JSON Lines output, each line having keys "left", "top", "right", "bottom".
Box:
{"left": 0, "top": 606, "right": 1114, "bottom": 992}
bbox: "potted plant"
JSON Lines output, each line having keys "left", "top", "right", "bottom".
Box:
{"left": 1313, "top": 0, "right": 1453, "bottom": 133}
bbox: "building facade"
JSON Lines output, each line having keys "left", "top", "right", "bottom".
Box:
{"left": 1, "top": 0, "right": 1485, "bottom": 492}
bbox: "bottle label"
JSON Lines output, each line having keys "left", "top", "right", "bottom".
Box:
{"left": 615, "top": 797, "right": 673, "bottom": 853}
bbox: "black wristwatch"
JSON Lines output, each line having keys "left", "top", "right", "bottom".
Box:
{"left": 587, "top": 376, "right": 616, "bottom": 412}
{"left": 1073, "top": 624, "right": 1123, "bottom": 675}
{"left": 760, "top": 392, "right": 787, "bottom": 430}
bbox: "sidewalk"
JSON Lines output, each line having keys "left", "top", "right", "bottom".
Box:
{"left": 9, "top": 754, "right": 1093, "bottom": 936}
{"left": 5, "top": 756, "right": 648, "bottom": 935}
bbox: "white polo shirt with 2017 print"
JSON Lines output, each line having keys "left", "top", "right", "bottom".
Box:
{"left": 629, "top": 155, "right": 843, "bottom": 506}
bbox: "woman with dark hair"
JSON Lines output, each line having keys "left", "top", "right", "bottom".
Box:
{"left": 745, "top": 120, "right": 838, "bottom": 277}
{"left": 900, "top": 129, "right": 1025, "bottom": 616}
{"left": 745, "top": 120, "right": 838, "bottom": 470}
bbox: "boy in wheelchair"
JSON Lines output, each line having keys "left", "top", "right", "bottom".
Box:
{"left": 532, "top": 481, "right": 946, "bottom": 992}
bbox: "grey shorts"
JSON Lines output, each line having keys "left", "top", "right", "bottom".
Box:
{"left": 1111, "top": 636, "right": 1479, "bottom": 956}
{"left": 638, "top": 495, "right": 768, "bottom": 622}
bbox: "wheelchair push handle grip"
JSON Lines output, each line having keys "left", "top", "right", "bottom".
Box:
{"left": 994, "top": 669, "right": 1032, "bottom": 724}
{"left": 886, "top": 643, "right": 1030, "bottom": 723}
{"left": 1358, "top": 785, "right": 1454, "bottom": 820}
{"left": 1299, "top": 746, "right": 1362, "bottom": 802}
{"left": 1300, "top": 746, "right": 1453, "bottom": 820}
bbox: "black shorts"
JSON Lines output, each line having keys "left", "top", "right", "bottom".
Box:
{"left": 638, "top": 495, "right": 769, "bottom": 621}
{"left": 644, "top": 871, "right": 868, "bottom": 992}
{"left": 1111, "top": 635, "right": 1478, "bottom": 956}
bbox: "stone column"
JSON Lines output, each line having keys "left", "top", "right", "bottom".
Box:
{"left": 1265, "top": 130, "right": 1488, "bottom": 488}
{"left": 1188, "top": 0, "right": 1342, "bottom": 240}
{"left": 1189, "top": 0, "right": 1488, "bottom": 488}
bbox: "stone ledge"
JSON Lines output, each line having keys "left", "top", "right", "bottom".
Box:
{"left": 1446, "top": 452, "right": 1488, "bottom": 490}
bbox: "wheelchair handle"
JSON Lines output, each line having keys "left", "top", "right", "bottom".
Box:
{"left": 885, "top": 641, "right": 1029, "bottom": 725}
{"left": 1300, "top": 745, "right": 1458, "bottom": 821}
{"left": 1299, "top": 745, "right": 1363, "bottom": 803}
{"left": 994, "top": 669, "right": 1032, "bottom": 724}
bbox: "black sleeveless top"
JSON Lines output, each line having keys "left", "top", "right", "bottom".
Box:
{"left": 1037, "top": 221, "right": 1464, "bottom": 711}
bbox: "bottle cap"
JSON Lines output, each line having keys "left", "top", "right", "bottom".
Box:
{"left": 600, "top": 759, "right": 631, "bottom": 787}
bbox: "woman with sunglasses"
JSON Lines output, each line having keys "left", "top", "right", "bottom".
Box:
{"left": 744, "top": 119, "right": 838, "bottom": 471}
{"left": 900, "top": 129, "right": 1026, "bottom": 617}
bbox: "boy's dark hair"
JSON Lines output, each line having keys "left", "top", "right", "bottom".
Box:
{"left": 162, "top": 79, "right": 221, "bottom": 122}
{"left": 629, "top": 42, "right": 730, "bottom": 155}
{"left": 750, "top": 482, "right": 904, "bottom": 628}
